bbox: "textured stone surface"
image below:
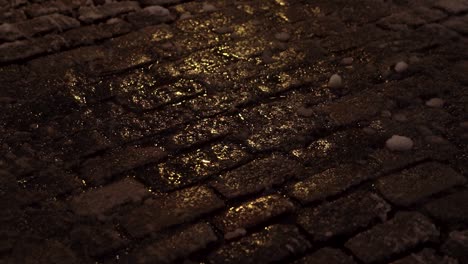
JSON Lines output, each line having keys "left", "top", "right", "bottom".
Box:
{"left": 425, "top": 190, "right": 468, "bottom": 225}
{"left": 81, "top": 146, "right": 167, "bottom": 185}
{"left": 345, "top": 212, "right": 439, "bottom": 263}
{"left": 121, "top": 185, "right": 224, "bottom": 238}
{"left": 288, "top": 165, "right": 374, "bottom": 204}
{"left": 391, "top": 248, "right": 458, "bottom": 264}
{"left": 132, "top": 222, "right": 217, "bottom": 264}
{"left": 208, "top": 225, "right": 311, "bottom": 264}
{"left": 376, "top": 162, "right": 466, "bottom": 206}
{"left": 1, "top": 0, "right": 468, "bottom": 262}
{"left": 213, "top": 194, "right": 295, "bottom": 236}
{"left": 211, "top": 153, "right": 306, "bottom": 199}
{"left": 297, "top": 191, "right": 391, "bottom": 241}
{"left": 78, "top": 2, "right": 140, "bottom": 23}
{"left": 442, "top": 230, "right": 468, "bottom": 264}
{"left": 70, "top": 177, "right": 150, "bottom": 217}
{"left": 294, "top": 248, "right": 357, "bottom": 264}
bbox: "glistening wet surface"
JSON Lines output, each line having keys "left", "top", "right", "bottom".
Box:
{"left": 1, "top": 0, "right": 468, "bottom": 263}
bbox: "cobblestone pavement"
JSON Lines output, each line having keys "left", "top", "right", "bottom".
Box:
{"left": 1, "top": 0, "right": 468, "bottom": 263}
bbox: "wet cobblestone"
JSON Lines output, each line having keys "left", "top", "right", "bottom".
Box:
{"left": 1, "top": 0, "right": 468, "bottom": 263}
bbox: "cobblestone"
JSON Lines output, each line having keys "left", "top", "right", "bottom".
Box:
{"left": 208, "top": 224, "right": 311, "bottom": 264}
{"left": 70, "top": 177, "right": 150, "bottom": 217}
{"left": 121, "top": 185, "right": 223, "bottom": 238}
{"left": 391, "top": 248, "right": 458, "bottom": 264}
{"left": 213, "top": 194, "right": 295, "bottom": 238}
{"left": 287, "top": 164, "right": 375, "bottom": 204}
{"left": 144, "top": 141, "right": 250, "bottom": 191}
{"left": 294, "top": 248, "right": 357, "bottom": 264}
{"left": 297, "top": 191, "right": 391, "bottom": 242}
{"left": 424, "top": 189, "right": 468, "bottom": 226}
{"left": 70, "top": 223, "right": 128, "bottom": 257}
{"left": 78, "top": 1, "right": 140, "bottom": 23}
{"left": 345, "top": 212, "right": 439, "bottom": 263}
{"left": 1, "top": 0, "right": 468, "bottom": 262}
{"left": 376, "top": 162, "right": 466, "bottom": 206}
{"left": 210, "top": 153, "right": 306, "bottom": 199}
{"left": 81, "top": 145, "right": 166, "bottom": 185}
{"left": 132, "top": 222, "right": 217, "bottom": 264}
{"left": 442, "top": 230, "right": 468, "bottom": 264}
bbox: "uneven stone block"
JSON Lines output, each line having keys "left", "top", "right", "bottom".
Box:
{"left": 240, "top": 101, "right": 319, "bottom": 151}
{"left": 315, "top": 90, "right": 384, "bottom": 126}
{"left": 376, "top": 162, "right": 466, "bottom": 206}
{"left": 132, "top": 222, "right": 217, "bottom": 264}
{"left": 79, "top": 1, "right": 140, "bottom": 23}
{"left": 368, "top": 148, "right": 429, "bottom": 175}
{"left": 297, "top": 191, "right": 391, "bottom": 241}
{"left": 0, "top": 40, "right": 44, "bottom": 63}
{"left": 19, "top": 14, "right": 80, "bottom": 37}
{"left": 208, "top": 224, "right": 311, "bottom": 264}
{"left": 434, "top": 0, "right": 468, "bottom": 14}
{"left": 81, "top": 145, "right": 166, "bottom": 185}
{"left": 116, "top": 78, "right": 205, "bottom": 111}
{"left": 8, "top": 240, "right": 80, "bottom": 264}
{"left": 127, "top": 6, "right": 175, "bottom": 28}
{"left": 152, "top": 142, "right": 250, "bottom": 191}
{"left": 442, "top": 230, "right": 468, "bottom": 264}
{"left": 71, "top": 177, "right": 150, "bottom": 217}
{"left": 391, "top": 248, "right": 458, "bottom": 264}
{"left": 0, "top": 14, "right": 79, "bottom": 41}
{"left": 62, "top": 20, "right": 132, "bottom": 47}
{"left": 168, "top": 115, "right": 238, "bottom": 149}
{"left": 70, "top": 224, "right": 128, "bottom": 257}
{"left": 287, "top": 164, "right": 374, "bottom": 204}
{"left": 294, "top": 248, "right": 357, "bottom": 264}
{"left": 213, "top": 195, "right": 295, "bottom": 237}
{"left": 121, "top": 185, "right": 224, "bottom": 238}
{"left": 345, "top": 212, "right": 439, "bottom": 263}
{"left": 292, "top": 128, "right": 381, "bottom": 170}
{"left": 425, "top": 190, "right": 468, "bottom": 225}
{"left": 211, "top": 153, "right": 306, "bottom": 199}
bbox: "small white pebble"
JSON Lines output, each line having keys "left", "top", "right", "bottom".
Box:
{"left": 202, "top": 3, "right": 217, "bottom": 12}
{"left": 274, "top": 31, "right": 290, "bottom": 42}
{"left": 328, "top": 74, "right": 343, "bottom": 88}
{"left": 386, "top": 135, "right": 414, "bottom": 151}
{"left": 394, "top": 61, "right": 408, "bottom": 73}
{"left": 341, "top": 57, "right": 354, "bottom": 65}
{"left": 425, "top": 98, "right": 445, "bottom": 108}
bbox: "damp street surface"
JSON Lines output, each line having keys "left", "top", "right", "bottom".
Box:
{"left": 1, "top": 0, "right": 468, "bottom": 263}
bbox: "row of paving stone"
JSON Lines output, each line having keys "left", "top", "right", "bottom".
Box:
{"left": 1, "top": 0, "right": 468, "bottom": 263}
{"left": 63, "top": 159, "right": 468, "bottom": 263}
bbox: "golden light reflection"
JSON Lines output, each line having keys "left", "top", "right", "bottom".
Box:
{"left": 159, "top": 164, "right": 183, "bottom": 186}
{"left": 275, "top": 0, "right": 288, "bottom": 6}
{"left": 237, "top": 4, "right": 254, "bottom": 15}
{"left": 65, "top": 71, "right": 88, "bottom": 104}
{"left": 315, "top": 138, "right": 333, "bottom": 154}
{"left": 150, "top": 28, "right": 174, "bottom": 42}
{"left": 277, "top": 12, "right": 290, "bottom": 22}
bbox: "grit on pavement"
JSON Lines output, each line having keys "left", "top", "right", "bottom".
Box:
{"left": 1, "top": 0, "right": 468, "bottom": 263}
